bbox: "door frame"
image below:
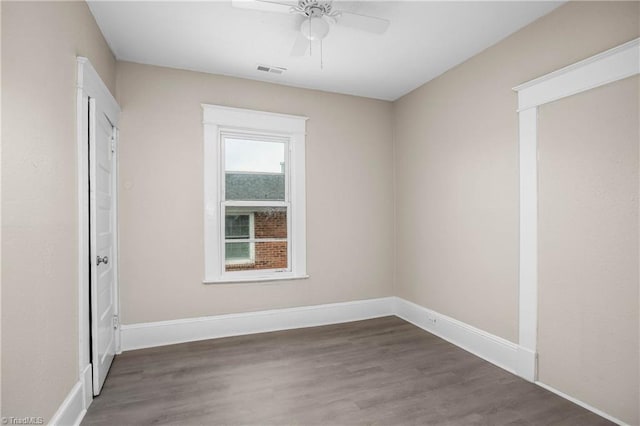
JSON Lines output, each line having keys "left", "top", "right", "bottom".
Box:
{"left": 76, "top": 57, "right": 121, "bottom": 409}
{"left": 512, "top": 38, "right": 639, "bottom": 383}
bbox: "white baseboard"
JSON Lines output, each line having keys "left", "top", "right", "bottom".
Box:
{"left": 48, "top": 381, "right": 83, "bottom": 426}
{"left": 122, "top": 296, "right": 520, "bottom": 374}
{"left": 114, "top": 296, "right": 620, "bottom": 425}
{"left": 535, "top": 381, "right": 627, "bottom": 426}
{"left": 80, "top": 364, "right": 93, "bottom": 419}
{"left": 121, "top": 297, "right": 395, "bottom": 351}
{"left": 393, "top": 297, "right": 520, "bottom": 374}
{"left": 48, "top": 365, "right": 92, "bottom": 426}
{"left": 516, "top": 346, "right": 537, "bottom": 382}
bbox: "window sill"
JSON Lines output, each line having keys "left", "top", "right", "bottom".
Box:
{"left": 203, "top": 274, "right": 310, "bottom": 285}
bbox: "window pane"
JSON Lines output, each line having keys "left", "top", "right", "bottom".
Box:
{"left": 255, "top": 207, "right": 287, "bottom": 239}
{"left": 226, "top": 241, "right": 288, "bottom": 272}
{"left": 224, "top": 206, "right": 288, "bottom": 272}
{"left": 225, "top": 138, "right": 285, "bottom": 173}
{"left": 224, "top": 138, "right": 286, "bottom": 201}
{"left": 225, "top": 207, "right": 287, "bottom": 239}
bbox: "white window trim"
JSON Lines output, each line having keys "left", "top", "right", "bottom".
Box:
{"left": 512, "top": 37, "right": 639, "bottom": 382}
{"left": 203, "top": 104, "right": 308, "bottom": 283}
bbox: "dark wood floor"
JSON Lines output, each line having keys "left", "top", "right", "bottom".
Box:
{"left": 83, "top": 316, "right": 611, "bottom": 425}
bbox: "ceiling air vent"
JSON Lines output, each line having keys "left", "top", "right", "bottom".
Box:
{"left": 256, "top": 64, "right": 287, "bottom": 75}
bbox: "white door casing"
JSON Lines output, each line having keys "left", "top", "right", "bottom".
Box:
{"left": 90, "top": 99, "right": 117, "bottom": 395}
{"left": 513, "top": 38, "right": 640, "bottom": 382}
{"left": 77, "top": 57, "right": 121, "bottom": 403}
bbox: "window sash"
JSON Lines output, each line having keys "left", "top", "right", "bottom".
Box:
{"left": 223, "top": 200, "right": 288, "bottom": 208}
{"left": 220, "top": 132, "right": 289, "bottom": 204}
{"left": 220, "top": 204, "right": 291, "bottom": 275}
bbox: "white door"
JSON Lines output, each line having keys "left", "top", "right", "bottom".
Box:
{"left": 90, "top": 98, "right": 117, "bottom": 395}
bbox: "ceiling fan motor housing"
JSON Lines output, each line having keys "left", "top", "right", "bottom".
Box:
{"left": 294, "top": 0, "right": 336, "bottom": 41}
{"left": 294, "top": 0, "right": 336, "bottom": 17}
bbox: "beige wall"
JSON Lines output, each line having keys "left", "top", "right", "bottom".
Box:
{"left": 115, "top": 61, "right": 394, "bottom": 324}
{"left": 1, "top": 1, "right": 116, "bottom": 420}
{"left": 537, "top": 76, "right": 639, "bottom": 425}
{"left": 393, "top": 1, "right": 640, "bottom": 342}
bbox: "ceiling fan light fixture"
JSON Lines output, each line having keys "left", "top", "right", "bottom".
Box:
{"left": 300, "top": 16, "right": 329, "bottom": 40}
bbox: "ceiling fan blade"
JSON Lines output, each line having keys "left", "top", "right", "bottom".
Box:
{"left": 290, "top": 34, "right": 309, "bottom": 56}
{"left": 231, "top": 0, "right": 295, "bottom": 13}
{"left": 336, "top": 11, "right": 390, "bottom": 34}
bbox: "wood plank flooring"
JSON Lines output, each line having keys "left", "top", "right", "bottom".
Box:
{"left": 82, "top": 316, "right": 612, "bottom": 425}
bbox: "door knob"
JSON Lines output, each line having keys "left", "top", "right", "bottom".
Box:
{"left": 97, "top": 255, "right": 109, "bottom": 266}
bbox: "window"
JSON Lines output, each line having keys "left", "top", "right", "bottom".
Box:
{"left": 203, "top": 104, "right": 308, "bottom": 283}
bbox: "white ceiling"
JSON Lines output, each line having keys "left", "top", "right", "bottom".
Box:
{"left": 88, "top": 1, "right": 563, "bottom": 101}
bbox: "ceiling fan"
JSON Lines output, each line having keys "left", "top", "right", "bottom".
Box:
{"left": 232, "top": 0, "right": 390, "bottom": 58}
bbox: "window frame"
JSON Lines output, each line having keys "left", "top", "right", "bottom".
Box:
{"left": 203, "top": 104, "right": 308, "bottom": 283}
